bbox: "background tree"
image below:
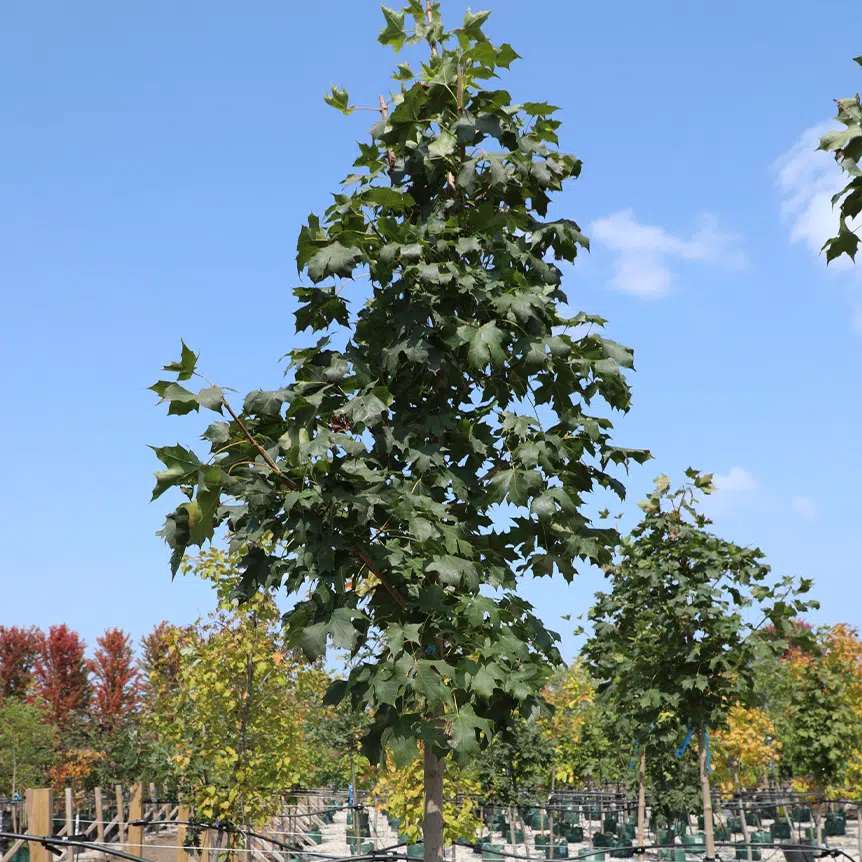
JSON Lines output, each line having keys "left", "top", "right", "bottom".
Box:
{"left": 0, "top": 698, "right": 57, "bottom": 796}
{"left": 819, "top": 56, "right": 862, "bottom": 263}
{"left": 372, "top": 752, "right": 482, "bottom": 846}
{"left": 585, "top": 472, "right": 814, "bottom": 860}
{"left": 476, "top": 717, "right": 554, "bottom": 847}
{"left": 711, "top": 705, "right": 780, "bottom": 792}
{"left": 33, "top": 624, "right": 91, "bottom": 735}
{"left": 770, "top": 625, "right": 862, "bottom": 846}
{"left": 146, "top": 548, "right": 321, "bottom": 830}
{"left": 90, "top": 628, "right": 141, "bottom": 732}
{"left": 149, "top": 4, "right": 646, "bottom": 860}
{"left": 543, "top": 662, "right": 596, "bottom": 785}
{"left": 638, "top": 712, "right": 702, "bottom": 840}
{"left": 303, "top": 706, "right": 371, "bottom": 789}
{"left": 0, "top": 626, "right": 41, "bottom": 699}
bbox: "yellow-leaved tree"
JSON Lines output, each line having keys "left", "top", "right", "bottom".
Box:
{"left": 371, "top": 750, "right": 482, "bottom": 846}
{"left": 543, "top": 662, "right": 619, "bottom": 785}
{"left": 146, "top": 548, "right": 326, "bottom": 829}
{"left": 711, "top": 705, "right": 780, "bottom": 792}
{"left": 821, "top": 624, "right": 862, "bottom": 795}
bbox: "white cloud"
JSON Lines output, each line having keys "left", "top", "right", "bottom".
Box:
{"left": 588, "top": 209, "right": 743, "bottom": 298}
{"left": 791, "top": 495, "right": 817, "bottom": 520}
{"left": 773, "top": 122, "right": 859, "bottom": 263}
{"left": 713, "top": 466, "right": 758, "bottom": 494}
{"left": 774, "top": 123, "right": 862, "bottom": 329}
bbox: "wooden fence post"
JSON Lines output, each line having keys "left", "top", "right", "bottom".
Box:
{"left": 26, "top": 789, "right": 54, "bottom": 862}
{"left": 127, "top": 783, "right": 144, "bottom": 853}
{"left": 176, "top": 804, "right": 192, "bottom": 862}
{"left": 115, "top": 785, "right": 126, "bottom": 847}
{"left": 64, "top": 788, "right": 74, "bottom": 862}
{"left": 94, "top": 787, "right": 105, "bottom": 844}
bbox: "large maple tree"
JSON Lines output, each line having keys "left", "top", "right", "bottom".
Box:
{"left": 149, "top": 3, "right": 647, "bottom": 859}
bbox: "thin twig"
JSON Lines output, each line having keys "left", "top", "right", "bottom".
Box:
{"left": 426, "top": 0, "right": 439, "bottom": 57}
{"left": 378, "top": 95, "right": 397, "bottom": 179}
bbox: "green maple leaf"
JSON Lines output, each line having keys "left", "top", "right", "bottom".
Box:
{"left": 161, "top": 341, "right": 198, "bottom": 380}
{"left": 340, "top": 391, "right": 388, "bottom": 426}
{"left": 150, "top": 444, "right": 202, "bottom": 500}
{"left": 328, "top": 607, "right": 365, "bottom": 650}
{"left": 306, "top": 242, "right": 362, "bottom": 283}
{"left": 428, "top": 129, "right": 457, "bottom": 159}
{"left": 486, "top": 469, "right": 542, "bottom": 507}
{"left": 448, "top": 704, "right": 489, "bottom": 759}
{"left": 471, "top": 665, "right": 497, "bottom": 698}
{"left": 378, "top": 6, "right": 406, "bottom": 51}
{"left": 323, "top": 85, "right": 352, "bottom": 115}
{"left": 426, "top": 556, "right": 479, "bottom": 591}
{"left": 459, "top": 321, "right": 506, "bottom": 368}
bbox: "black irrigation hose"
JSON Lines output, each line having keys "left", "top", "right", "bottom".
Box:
{"left": 0, "top": 831, "right": 413, "bottom": 862}
{"left": 0, "top": 830, "right": 154, "bottom": 862}
{"left": 456, "top": 842, "right": 860, "bottom": 862}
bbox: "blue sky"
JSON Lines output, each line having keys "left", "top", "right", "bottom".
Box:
{"left": 1, "top": 1, "right": 860, "bottom": 661}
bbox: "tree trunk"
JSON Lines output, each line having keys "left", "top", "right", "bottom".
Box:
{"left": 637, "top": 753, "right": 646, "bottom": 862}
{"left": 423, "top": 745, "right": 444, "bottom": 862}
{"left": 733, "top": 764, "right": 752, "bottom": 862}
{"left": 547, "top": 771, "right": 556, "bottom": 861}
{"left": 350, "top": 744, "right": 360, "bottom": 849}
{"left": 697, "top": 728, "right": 715, "bottom": 859}
{"left": 813, "top": 800, "right": 823, "bottom": 850}
{"left": 856, "top": 804, "right": 861, "bottom": 862}
{"left": 517, "top": 809, "right": 528, "bottom": 855}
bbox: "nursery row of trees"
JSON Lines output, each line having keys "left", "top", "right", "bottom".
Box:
{"left": 3, "top": 533, "right": 862, "bottom": 829}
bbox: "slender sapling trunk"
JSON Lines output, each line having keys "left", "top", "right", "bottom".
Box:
{"left": 697, "top": 728, "right": 716, "bottom": 859}
{"left": 637, "top": 753, "right": 646, "bottom": 862}
{"left": 423, "top": 744, "right": 444, "bottom": 862}
{"left": 734, "top": 763, "right": 753, "bottom": 862}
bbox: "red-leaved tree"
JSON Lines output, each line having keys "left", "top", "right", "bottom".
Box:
{"left": 33, "top": 625, "right": 91, "bottom": 732}
{"left": 0, "top": 625, "right": 42, "bottom": 698}
{"left": 90, "top": 628, "right": 140, "bottom": 731}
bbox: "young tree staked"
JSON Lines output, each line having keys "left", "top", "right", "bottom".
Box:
{"left": 149, "top": 4, "right": 646, "bottom": 859}
{"left": 585, "top": 473, "right": 814, "bottom": 860}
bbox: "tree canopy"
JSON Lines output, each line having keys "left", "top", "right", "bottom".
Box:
{"left": 149, "top": 0, "right": 647, "bottom": 775}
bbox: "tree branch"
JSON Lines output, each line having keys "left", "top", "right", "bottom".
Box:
{"left": 222, "top": 394, "right": 408, "bottom": 611}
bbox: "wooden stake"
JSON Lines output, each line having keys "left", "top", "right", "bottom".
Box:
{"left": 64, "top": 788, "right": 73, "bottom": 862}
{"left": 26, "top": 789, "right": 54, "bottom": 862}
{"left": 733, "top": 764, "right": 753, "bottom": 862}
{"left": 94, "top": 787, "right": 105, "bottom": 844}
{"left": 127, "top": 783, "right": 144, "bottom": 853}
{"left": 176, "top": 804, "right": 190, "bottom": 862}
{"left": 115, "top": 785, "right": 125, "bottom": 847}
